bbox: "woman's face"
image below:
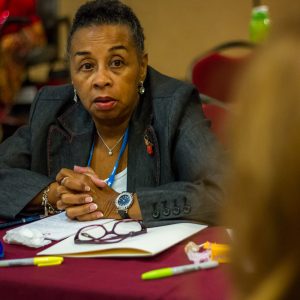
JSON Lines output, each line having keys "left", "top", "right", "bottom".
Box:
{"left": 69, "top": 24, "right": 147, "bottom": 126}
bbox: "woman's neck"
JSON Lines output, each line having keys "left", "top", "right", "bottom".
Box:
{"left": 93, "top": 118, "right": 130, "bottom": 139}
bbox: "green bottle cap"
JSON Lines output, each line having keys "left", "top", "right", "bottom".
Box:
{"left": 249, "top": 5, "right": 270, "bottom": 43}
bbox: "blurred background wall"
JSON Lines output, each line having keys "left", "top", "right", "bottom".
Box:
{"left": 58, "top": 0, "right": 283, "bottom": 81}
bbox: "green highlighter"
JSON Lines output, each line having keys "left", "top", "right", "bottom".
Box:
{"left": 141, "top": 260, "right": 218, "bottom": 280}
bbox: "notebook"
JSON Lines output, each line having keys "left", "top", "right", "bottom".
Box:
{"left": 38, "top": 222, "right": 206, "bottom": 258}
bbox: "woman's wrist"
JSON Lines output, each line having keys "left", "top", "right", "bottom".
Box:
{"left": 41, "top": 182, "right": 61, "bottom": 216}
{"left": 128, "top": 193, "right": 142, "bottom": 220}
{"left": 24, "top": 182, "right": 57, "bottom": 213}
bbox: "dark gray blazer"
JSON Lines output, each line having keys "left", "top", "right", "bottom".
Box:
{"left": 0, "top": 67, "right": 224, "bottom": 226}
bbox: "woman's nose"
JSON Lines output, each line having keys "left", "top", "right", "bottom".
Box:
{"left": 92, "top": 67, "right": 112, "bottom": 88}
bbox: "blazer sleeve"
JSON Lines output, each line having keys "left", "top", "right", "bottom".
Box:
{"left": 0, "top": 91, "right": 53, "bottom": 219}
{"left": 136, "top": 87, "right": 226, "bottom": 227}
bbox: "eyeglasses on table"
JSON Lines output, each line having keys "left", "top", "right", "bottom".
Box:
{"left": 74, "top": 219, "right": 147, "bottom": 244}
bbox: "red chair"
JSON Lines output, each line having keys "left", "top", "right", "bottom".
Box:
{"left": 189, "top": 40, "right": 254, "bottom": 144}
{"left": 190, "top": 40, "right": 255, "bottom": 103}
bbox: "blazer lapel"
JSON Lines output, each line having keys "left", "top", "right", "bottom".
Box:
{"left": 47, "top": 102, "right": 94, "bottom": 178}
{"left": 127, "top": 88, "right": 160, "bottom": 191}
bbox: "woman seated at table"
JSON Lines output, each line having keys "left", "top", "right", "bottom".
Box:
{"left": 0, "top": 0, "right": 224, "bottom": 226}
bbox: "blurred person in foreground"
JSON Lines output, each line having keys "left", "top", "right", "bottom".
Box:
{"left": 223, "top": 10, "right": 300, "bottom": 300}
{"left": 0, "top": 0, "right": 224, "bottom": 226}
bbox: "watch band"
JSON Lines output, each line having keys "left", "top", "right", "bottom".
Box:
{"left": 117, "top": 209, "right": 130, "bottom": 219}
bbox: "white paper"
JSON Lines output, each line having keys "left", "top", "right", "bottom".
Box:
{"left": 6, "top": 212, "right": 114, "bottom": 241}
{"left": 38, "top": 222, "right": 207, "bottom": 258}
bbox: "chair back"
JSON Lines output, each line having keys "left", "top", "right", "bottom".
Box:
{"left": 0, "top": 10, "right": 9, "bottom": 31}
{"left": 191, "top": 40, "right": 255, "bottom": 103}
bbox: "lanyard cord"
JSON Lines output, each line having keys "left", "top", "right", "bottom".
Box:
{"left": 87, "top": 128, "right": 129, "bottom": 187}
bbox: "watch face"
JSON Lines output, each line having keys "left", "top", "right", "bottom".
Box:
{"left": 116, "top": 192, "right": 133, "bottom": 210}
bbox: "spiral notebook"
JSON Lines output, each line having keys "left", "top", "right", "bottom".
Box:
{"left": 38, "top": 222, "right": 206, "bottom": 258}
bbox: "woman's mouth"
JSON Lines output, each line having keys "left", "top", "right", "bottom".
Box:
{"left": 93, "top": 97, "right": 117, "bottom": 111}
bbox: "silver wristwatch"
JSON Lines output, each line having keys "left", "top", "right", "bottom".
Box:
{"left": 115, "top": 192, "right": 134, "bottom": 219}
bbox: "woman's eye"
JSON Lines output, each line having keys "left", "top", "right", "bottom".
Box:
{"left": 80, "top": 63, "right": 93, "bottom": 71}
{"left": 110, "top": 59, "right": 124, "bottom": 68}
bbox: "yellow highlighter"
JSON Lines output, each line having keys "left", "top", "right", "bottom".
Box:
{"left": 0, "top": 256, "right": 64, "bottom": 267}
{"left": 202, "top": 242, "right": 230, "bottom": 263}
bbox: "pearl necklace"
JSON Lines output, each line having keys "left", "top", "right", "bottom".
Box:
{"left": 96, "top": 130, "right": 126, "bottom": 156}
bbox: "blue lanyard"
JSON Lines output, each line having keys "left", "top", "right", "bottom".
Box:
{"left": 87, "top": 128, "right": 129, "bottom": 187}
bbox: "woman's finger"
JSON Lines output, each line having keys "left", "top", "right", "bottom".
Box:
{"left": 60, "top": 193, "right": 93, "bottom": 206}
{"left": 56, "top": 168, "right": 74, "bottom": 183}
{"left": 56, "top": 184, "right": 69, "bottom": 197}
{"left": 90, "top": 176, "right": 107, "bottom": 188}
{"left": 74, "top": 165, "right": 97, "bottom": 177}
{"left": 60, "top": 177, "right": 69, "bottom": 185}
{"left": 56, "top": 169, "right": 91, "bottom": 191}
{"left": 60, "top": 175, "right": 91, "bottom": 192}
{"left": 56, "top": 200, "right": 68, "bottom": 211}
{"left": 65, "top": 203, "right": 100, "bottom": 220}
{"left": 75, "top": 211, "right": 104, "bottom": 222}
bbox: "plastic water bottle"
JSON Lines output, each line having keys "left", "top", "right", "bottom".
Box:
{"left": 249, "top": 5, "right": 270, "bottom": 43}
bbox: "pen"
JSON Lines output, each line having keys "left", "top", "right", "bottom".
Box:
{"left": 0, "top": 241, "right": 4, "bottom": 258}
{"left": 0, "top": 256, "right": 64, "bottom": 267}
{"left": 0, "top": 215, "right": 44, "bottom": 230}
{"left": 141, "top": 260, "right": 219, "bottom": 280}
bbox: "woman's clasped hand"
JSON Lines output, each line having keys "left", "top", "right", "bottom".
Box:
{"left": 54, "top": 166, "right": 119, "bottom": 221}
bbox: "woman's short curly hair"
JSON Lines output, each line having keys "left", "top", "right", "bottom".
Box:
{"left": 67, "top": 0, "right": 145, "bottom": 55}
